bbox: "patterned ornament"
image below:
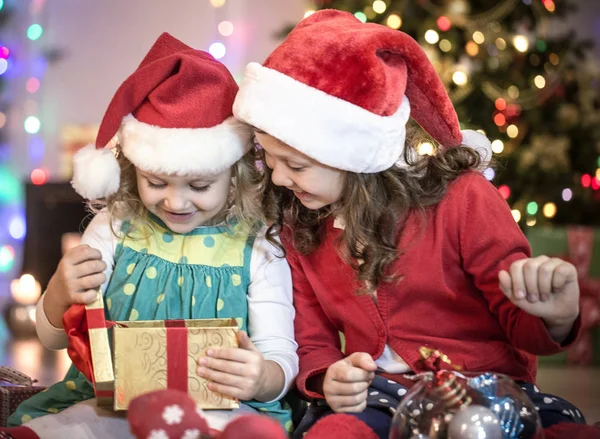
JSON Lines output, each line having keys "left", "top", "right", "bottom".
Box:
{"left": 390, "top": 348, "right": 542, "bottom": 439}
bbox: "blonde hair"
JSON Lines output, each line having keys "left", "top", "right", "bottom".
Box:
{"left": 88, "top": 143, "right": 264, "bottom": 238}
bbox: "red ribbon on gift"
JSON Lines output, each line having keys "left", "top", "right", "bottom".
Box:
{"left": 63, "top": 304, "right": 115, "bottom": 390}
{"left": 65, "top": 306, "right": 191, "bottom": 395}
{"left": 165, "top": 320, "right": 188, "bottom": 393}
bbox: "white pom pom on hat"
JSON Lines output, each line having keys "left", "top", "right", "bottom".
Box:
{"left": 71, "top": 144, "right": 121, "bottom": 200}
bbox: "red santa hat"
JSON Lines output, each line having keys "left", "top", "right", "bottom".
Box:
{"left": 72, "top": 32, "right": 252, "bottom": 200}
{"left": 233, "top": 10, "right": 491, "bottom": 173}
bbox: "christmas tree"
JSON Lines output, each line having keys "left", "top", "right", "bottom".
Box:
{"left": 286, "top": 0, "right": 600, "bottom": 227}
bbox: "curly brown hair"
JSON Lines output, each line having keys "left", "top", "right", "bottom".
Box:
{"left": 260, "top": 122, "right": 489, "bottom": 294}
{"left": 88, "top": 144, "right": 264, "bottom": 238}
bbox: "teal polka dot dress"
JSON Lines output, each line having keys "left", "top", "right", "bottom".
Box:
{"left": 8, "top": 213, "right": 292, "bottom": 429}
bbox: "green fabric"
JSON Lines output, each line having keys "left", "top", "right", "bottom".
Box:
{"left": 9, "top": 214, "right": 293, "bottom": 431}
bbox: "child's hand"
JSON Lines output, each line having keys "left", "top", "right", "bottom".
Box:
{"left": 322, "top": 352, "right": 377, "bottom": 413}
{"left": 499, "top": 256, "right": 579, "bottom": 340}
{"left": 46, "top": 244, "right": 107, "bottom": 309}
{"left": 197, "top": 331, "right": 267, "bottom": 401}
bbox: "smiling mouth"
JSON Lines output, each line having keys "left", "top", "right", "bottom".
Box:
{"left": 162, "top": 209, "right": 197, "bottom": 223}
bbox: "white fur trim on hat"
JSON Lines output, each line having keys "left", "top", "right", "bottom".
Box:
{"left": 119, "top": 115, "right": 252, "bottom": 176}
{"left": 460, "top": 129, "right": 492, "bottom": 165}
{"left": 234, "top": 62, "right": 411, "bottom": 173}
{"left": 71, "top": 144, "right": 121, "bottom": 199}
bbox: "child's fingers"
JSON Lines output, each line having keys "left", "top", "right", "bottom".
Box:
{"left": 330, "top": 391, "right": 368, "bottom": 413}
{"left": 328, "top": 380, "right": 370, "bottom": 396}
{"left": 522, "top": 259, "right": 542, "bottom": 303}
{"left": 552, "top": 260, "right": 578, "bottom": 291}
{"left": 197, "top": 356, "right": 246, "bottom": 377}
{"left": 197, "top": 366, "right": 244, "bottom": 389}
{"left": 76, "top": 272, "right": 106, "bottom": 292}
{"left": 329, "top": 366, "right": 372, "bottom": 383}
{"left": 507, "top": 259, "right": 527, "bottom": 300}
{"left": 537, "top": 258, "right": 563, "bottom": 301}
{"left": 71, "top": 289, "right": 99, "bottom": 304}
{"left": 206, "top": 347, "right": 251, "bottom": 363}
{"left": 65, "top": 245, "right": 102, "bottom": 265}
{"left": 498, "top": 270, "right": 512, "bottom": 295}
{"left": 74, "top": 259, "right": 107, "bottom": 278}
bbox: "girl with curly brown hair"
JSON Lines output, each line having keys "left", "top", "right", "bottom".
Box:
{"left": 233, "top": 9, "right": 596, "bottom": 439}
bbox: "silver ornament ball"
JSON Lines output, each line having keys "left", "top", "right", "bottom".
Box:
{"left": 448, "top": 405, "right": 503, "bottom": 439}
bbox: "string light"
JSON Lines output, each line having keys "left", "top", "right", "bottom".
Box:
{"left": 27, "top": 24, "right": 43, "bottom": 40}
{"left": 30, "top": 168, "right": 47, "bottom": 185}
{"left": 0, "top": 58, "right": 7, "bottom": 75}
{"left": 466, "top": 41, "right": 479, "bottom": 56}
{"left": 526, "top": 217, "right": 537, "bottom": 227}
{"left": 534, "top": 75, "right": 546, "bottom": 88}
{"left": 495, "top": 98, "right": 507, "bottom": 111}
{"left": 581, "top": 174, "right": 591, "bottom": 188}
{"left": 424, "top": 30, "right": 439, "bottom": 44}
{"left": 491, "top": 140, "right": 504, "bottom": 154}
{"left": 542, "top": 202, "right": 557, "bottom": 218}
{"left": 498, "top": 185, "right": 510, "bottom": 199}
{"left": 218, "top": 21, "right": 234, "bottom": 37}
{"left": 493, "top": 113, "right": 506, "bottom": 126}
{"left": 506, "top": 124, "right": 519, "bottom": 138}
{"left": 439, "top": 39, "right": 452, "bottom": 52}
{"left": 417, "top": 142, "right": 434, "bottom": 156}
{"left": 536, "top": 40, "right": 547, "bottom": 52}
{"left": 0, "top": 245, "right": 15, "bottom": 273}
{"left": 8, "top": 216, "right": 26, "bottom": 240}
{"left": 544, "top": 0, "right": 556, "bottom": 12}
{"left": 511, "top": 209, "right": 522, "bottom": 223}
{"left": 483, "top": 168, "right": 495, "bottom": 181}
{"left": 495, "top": 38, "right": 507, "bottom": 50}
{"left": 372, "top": 0, "right": 386, "bottom": 14}
{"left": 512, "top": 35, "right": 529, "bottom": 52}
{"left": 562, "top": 188, "right": 572, "bottom": 201}
{"left": 593, "top": 177, "right": 600, "bottom": 191}
{"left": 526, "top": 201, "right": 538, "bottom": 215}
{"left": 354, "top": 11, "right": 367, "bottom": 22}
{"left": 24, "top": 116, "right": 41, "bottom": 134}
{"left": 596, "top": 168, "right": 600, "bottom": 180}
{"left": 436, "top": 16, "right": 451, "bottom": 32}
{"left": 0, "top": 46, "right": 9, "bottom": 59}
{"left": 507, "top": 86, "right": 520, "bottom": 99}
{"left": 386, "top": 14, "right": 402, "bottom": 29}
{"left": 208, "top": 42, "right": 226, "bottom": 60}
{"left": 304, "top": 10, "right": 315, "bottom": 18}
{"left": 26, "top": 77, "right": 40, "bottom": 93}
{"left": 549, "top": 53, "right": 559, "bottom": 65}
{"left": 473, "top": 31, "right": 485, "bottom": 44}
{"left": 452, "top": 71, "right": 468, "bottom": 86}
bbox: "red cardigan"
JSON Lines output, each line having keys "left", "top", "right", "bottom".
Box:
{"left": 282, "top": 172, "right": 580, "bottom": 399}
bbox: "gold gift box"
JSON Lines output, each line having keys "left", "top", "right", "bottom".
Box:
{"left": 86, "top": 293, "right": 240, "bottom": 411}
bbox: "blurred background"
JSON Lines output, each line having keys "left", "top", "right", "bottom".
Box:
{"left": 0, "top": 0, "right": 597, "bottom": 425}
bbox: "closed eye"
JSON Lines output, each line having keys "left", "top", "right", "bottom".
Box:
{"left": 147, "top": 181, "right": 166, "bottom": 189}
{"left": 190, "top": 185, "right": 211, "bottom": 192}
